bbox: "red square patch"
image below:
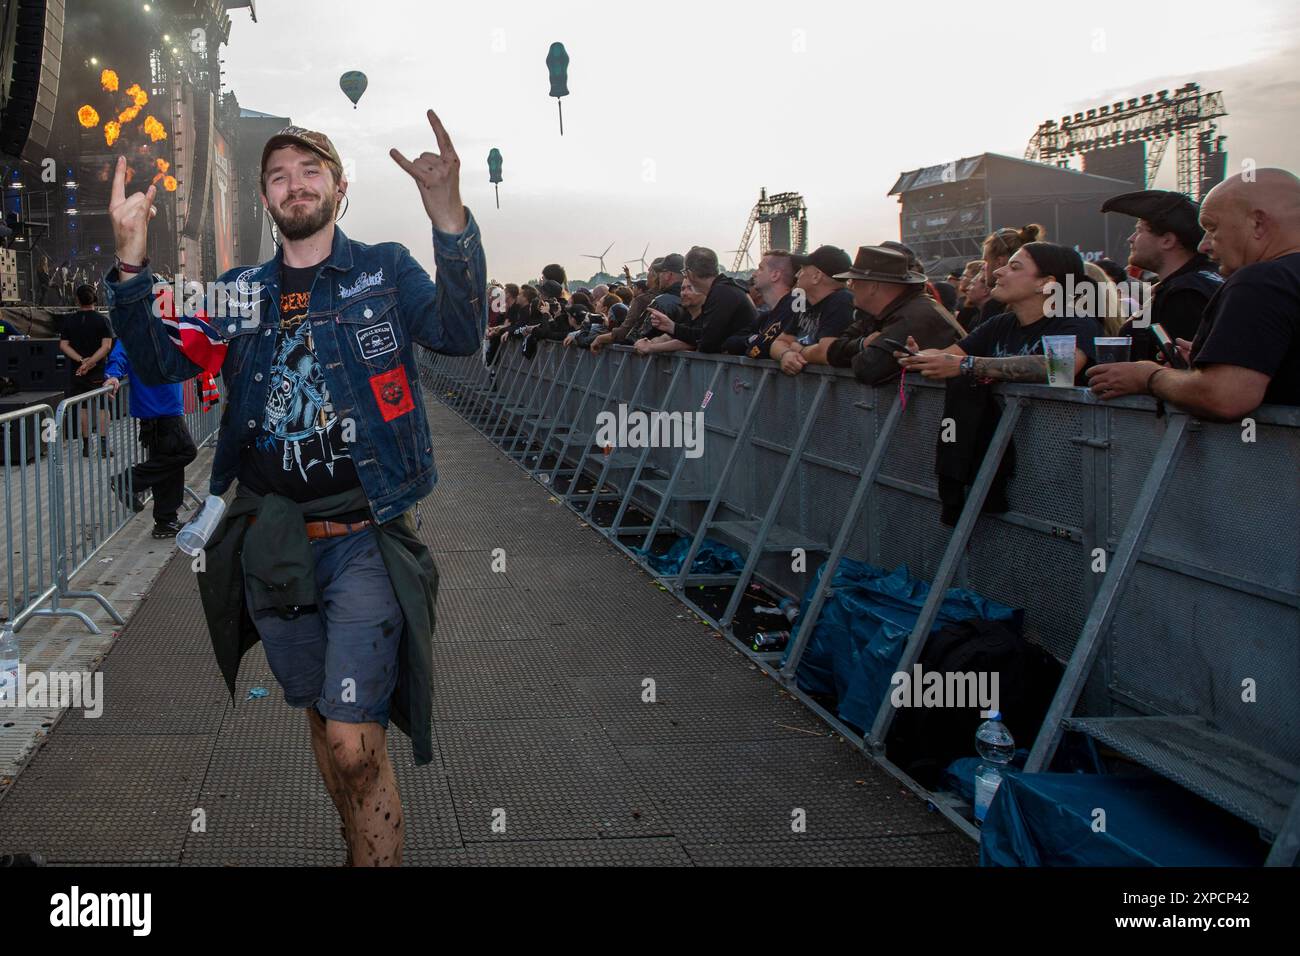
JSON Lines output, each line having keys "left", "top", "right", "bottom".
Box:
{"left": 368, "top": 366, "right": 415, "bottom": 422}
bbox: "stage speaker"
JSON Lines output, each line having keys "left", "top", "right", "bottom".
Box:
{"left": 0, "top": 0, "right": 64, "bottom": 164}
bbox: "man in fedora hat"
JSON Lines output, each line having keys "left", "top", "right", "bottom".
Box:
{"left": 1100, "top": 189, "right": 1222, "bottom": 362}
{"left": 800, "top": 245, "right": 965, "bottom": 385}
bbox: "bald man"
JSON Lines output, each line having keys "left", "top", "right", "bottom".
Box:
{"left": 1088, "top": 168, "right": 1300, "bottom": 417}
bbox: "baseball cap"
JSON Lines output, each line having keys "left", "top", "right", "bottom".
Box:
{"left": 792, "top": 245, "right": 853, "bottom": 279}
{"left": 261, "top": 126, "right": 344, "bottom": 182}
{"left": 658, "top": 253, "right": 686, "bottom": 274}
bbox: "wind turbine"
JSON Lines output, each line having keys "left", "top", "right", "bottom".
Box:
{"left": 582, "top": 241, "right": 615, "bottom": 276}
{"left": 623, "top": 242, "right": 650, "bottom": 275}
{"left": 726, "top": 244, "right": 755, "bottom": 270}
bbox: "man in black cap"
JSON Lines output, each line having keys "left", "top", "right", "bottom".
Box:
{"left": 801, "top": 246, "right": 965, "bottom": 385}
{"left": 648, "top": 246, "right": 755, "bottom": 353}
{"left": 1101, "top": 189, "right": 1223, "bottom": 361}
{"left": 767, "top": 245, "right": 856, "bottom": 375}
{"left": 592, "top": 254, "right": 684, "bottom": 351}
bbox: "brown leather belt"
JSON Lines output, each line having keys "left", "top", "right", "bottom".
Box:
{"left": 247, "top": 515, "right": 373, "bottom": 540}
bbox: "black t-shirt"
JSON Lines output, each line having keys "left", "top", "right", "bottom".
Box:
{"left": 60, "top": 310, "right": 113, "bottom": 375}
{"left": 1119, "top": 254, "right": 1222, "bottom": 362}
{"left": 1191, "top": 252, "right": 1300, "bottom": 407}
{"left": 237, "top": 263, "right": 365, "bottom": 506}
{"left": 785, "top": 287, "right": 856, "bottom": 344}
{"left": 959, "top": 311, "right": 1101, "bottom": 384}
{"left": 723, "top": 291, "right": 795, "bottom": 358}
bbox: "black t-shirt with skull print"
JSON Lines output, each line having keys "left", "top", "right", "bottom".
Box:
{"left": 237, "top": 263, "right": 365, "bottom": 511}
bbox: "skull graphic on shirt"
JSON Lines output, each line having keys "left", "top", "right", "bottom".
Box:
{"left": 262, "top": 323, "right": 351, "bottom": 479}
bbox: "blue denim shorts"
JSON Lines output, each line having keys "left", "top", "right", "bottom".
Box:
{"left": 244, "top": 527, "right": 404, "bottom": 726}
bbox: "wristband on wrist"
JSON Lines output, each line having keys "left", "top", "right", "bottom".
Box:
{"left": 1145, "top": 366, "right": 1170, "bottom": 396}
{"left": 114, "top": 256, "right": 149, "bottom": 275}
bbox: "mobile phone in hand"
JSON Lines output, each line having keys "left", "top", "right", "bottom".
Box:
{"left": 881, "top": 336, "right": 918, "bottom": 356}
{"left": 1150, "top": 323, "right": 1187, "bottom": 369}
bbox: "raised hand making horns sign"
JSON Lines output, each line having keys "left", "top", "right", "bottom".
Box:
{"left": 390, "top": 109, "right": 467, "bottom": 235}
{"left": 108, "top": 155, "right": 157, "bottom": 267}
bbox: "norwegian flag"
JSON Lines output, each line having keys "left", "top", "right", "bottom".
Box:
{"left": 154, "top": 284, "right": 225, "bottom": 408}
{"left": 155, "top": 285, "right": 228, "bottom": 377}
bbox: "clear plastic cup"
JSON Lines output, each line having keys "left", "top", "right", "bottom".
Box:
{"left": 176, "top": 495, "right": 227, "bottom": 556}
{"left": 1042, "top": 335, "right": 1077, "bottom": 387}
{"left": 1094, "top": 336, "right": 1132, "bottom": 364}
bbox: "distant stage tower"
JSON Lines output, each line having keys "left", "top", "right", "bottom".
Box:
{"left": 732, "top": 188, "right": 808, "bottom": 271}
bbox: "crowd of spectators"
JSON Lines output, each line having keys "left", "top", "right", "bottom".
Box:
{"left": 485, "top": 168, "right": 1300, "bottom": 420}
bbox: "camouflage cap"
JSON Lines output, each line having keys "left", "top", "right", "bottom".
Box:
{"left": 260, "top": 126, "right": 344, "bottom": 183}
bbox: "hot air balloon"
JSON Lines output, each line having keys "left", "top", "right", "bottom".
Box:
{"left": 487, "top": 148, "right": 503, "bottom": 209}
{"left": 545, "top": 42, "right": 569, "bottom": 135}
{"left": 339, "top": 71, "right": 368, "bottom": 109}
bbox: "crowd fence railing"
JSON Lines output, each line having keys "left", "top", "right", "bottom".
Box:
{"left": 419, "top": 339, "right": 1300, "bottom": 864}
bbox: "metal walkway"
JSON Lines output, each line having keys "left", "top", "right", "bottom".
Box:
{"left": 0, "top": 395, "right": 975, "bottom": 866}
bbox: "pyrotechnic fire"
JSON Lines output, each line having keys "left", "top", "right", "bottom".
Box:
{"left": 104, "top": 120, "right": 121, "bottom": 147}
{"left": 117, "top": 104, "right": 142, "bottom": 124}
{"left": 101, "top": 69, "right": 119, "bottom": 92}
{"left": 142, "top": 116, "right": 167, "bottom": 142}
{"left": 163, "top": 176, "right": 178, "bottom": 192}
{"left": 156, "top": 158, "right": 170, "bottom": 173}
{"left": 78, "top": 105, "right": 99, "bottom": 128}
{"left": 125, "top": 83, "right": 148, "bottom": 108}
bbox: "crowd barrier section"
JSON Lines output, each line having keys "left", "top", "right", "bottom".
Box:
{"left": 1, "top": 378, "right": 222, "bottom": 640}
{"left": 419, "top": 340, "right": 1300, "bottom": 864}
{"left": 2, "top": 402, "right": 59, "bottom": 635}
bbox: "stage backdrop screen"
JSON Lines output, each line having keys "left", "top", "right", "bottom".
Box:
{"left": 212, "top": 129, "right": 236, "bottom": 275}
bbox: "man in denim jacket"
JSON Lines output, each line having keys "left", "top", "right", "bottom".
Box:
{"left": 104, "top": 113, "right": 486, "bottom": 866}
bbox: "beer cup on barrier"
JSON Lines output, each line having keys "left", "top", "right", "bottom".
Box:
{"left": 1042, "top": 335, "right": 1077, "bottom": 387}
{"left": 1094, "top": 336, "right": 1133, "bottom": 364}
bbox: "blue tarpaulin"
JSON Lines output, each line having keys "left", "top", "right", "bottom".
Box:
{"left": 980, "top": 772, "right": 1266, "bottom": 866}
{"left": 783, "top": 559, "right": 1016, "bottom": 730}
{"left": 633, "top": 537, "right": 745, "bottom": 577}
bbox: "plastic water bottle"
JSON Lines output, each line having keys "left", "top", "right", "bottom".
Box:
{"left": 755, "top": 597, "right": 799, "bottom": 624}
{"left": 973, "top": 711, "right": 1015, "bottom": 824}
{"left": 0, "top": 627, "right": 18, "bottom": 705}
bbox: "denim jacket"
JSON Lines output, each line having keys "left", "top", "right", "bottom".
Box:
{"left": 103, "top": 213, "right": 487, "bottom": 522}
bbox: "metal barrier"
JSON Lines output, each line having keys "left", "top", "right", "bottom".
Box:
{"left": 421, "top": 340, "right": 1300, "bottom": 863}
{"left": 2, "top": 377, "right": 221, "bottom": 638}
{"left": 1, "top": 402, "right": 59, "bottom": 632}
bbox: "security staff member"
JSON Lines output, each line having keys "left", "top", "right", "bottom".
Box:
{"left": 1101, "top": 189, "right": 1223, "bottom": 362}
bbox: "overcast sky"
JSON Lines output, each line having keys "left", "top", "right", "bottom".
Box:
{"left": 221, "top": 0, "right": 1300, "bottom": 283}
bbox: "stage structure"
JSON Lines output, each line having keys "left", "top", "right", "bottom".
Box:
{"left": 1025, "top": 82, "right": 1228, "bottom": 202}
{"left": 731, "top": 187, "right": 807, "bottom": 272}
{"left": 889, "top": 153, "right": 1139, "bottom": 278}
{"left": 0, "top": 0, "right": 260, "bottom": 308}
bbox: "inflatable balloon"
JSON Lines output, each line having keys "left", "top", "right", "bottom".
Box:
{"left": 339, "top": 71, "right": 368, "bottom": 109}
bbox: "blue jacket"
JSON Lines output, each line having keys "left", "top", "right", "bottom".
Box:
{"left": 104, "top": 214, "right": 487, "bottom": 522}
{"left": 103, "top": 340, "right": 184, "bottom": 419}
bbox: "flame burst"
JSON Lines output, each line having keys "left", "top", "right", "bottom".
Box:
{"left": 125, "top": 83, "right": 148, "bottom": 108}
{"left": 104, "top": 120, "right": 121, "bottom": 147}
{"left": 101, "top": 69, "right": 119, "bottom": 92}
{"left": 78, "top": 105, "right": 100, "bottom": 128}
{"left": 118, "top": 104, "right": 142, "bottom": 124}
{"left": 155, "top": 158, "right": 170, "bottom": 174}
{"left": 163, "top": 176, "right": 178, "bottom": 192}
{"left": 142, "top": 116, "right": 167, "bottom": 142}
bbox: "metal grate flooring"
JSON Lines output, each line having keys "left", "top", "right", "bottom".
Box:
{"left": 0, "top": 393, "right": 974, "bottom": 866}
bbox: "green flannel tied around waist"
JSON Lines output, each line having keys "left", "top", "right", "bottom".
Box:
{"left": 240, "top": 492, "right": 320, "bottom": 614}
